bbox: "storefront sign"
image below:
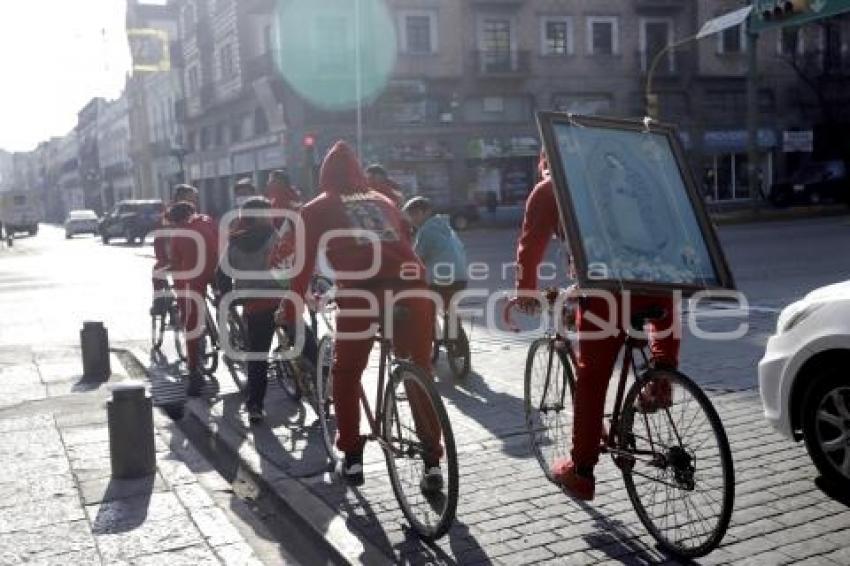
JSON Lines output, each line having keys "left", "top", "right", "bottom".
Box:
{"left": 201, "top": 161, "right": 217, "bottom": 179}
{"left": 466, "top": 136, "right": 539, "bottom": 159}
{"left": 703, "top": 129, "right": 776, "bottom": 153}
{"left": 233, "top": 152, "right": 255, "bottom": 174}
{"left": 217, "top": 157, "right": 232, "bottom": 176}
{"left": 257, "top": 146, "right": 286, "bottom": 170}
{"left": 782, "top": 130, "right": 814, "bottom": 153}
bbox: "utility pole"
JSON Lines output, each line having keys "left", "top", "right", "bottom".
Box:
{"left": 746, "top": 30, "right": 760, "bottom": 214}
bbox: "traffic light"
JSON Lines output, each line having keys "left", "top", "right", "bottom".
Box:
{"left": 751, "top": 0, "right": 850, "bottom": 33}
{"left": 759, "top": 0, "right": 810, "bottom": 22}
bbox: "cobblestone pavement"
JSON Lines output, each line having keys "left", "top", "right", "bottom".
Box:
{"left": 139, "top": 319, "right": 850, "bottom": 565}
{"left": 0, "top": 346, "right": 264, "bottom": 566}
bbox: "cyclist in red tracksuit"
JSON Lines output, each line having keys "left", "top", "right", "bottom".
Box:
{"left": 151, "top": 184, "right": 200, "bottom": 315}
{"left": 279, "top": 141, "right": 442, "bottom": 490}
{"left": 515, "top": 152, "right": 680, "bottom": 501}
{"left": 167, "top": 200, "right": 220, "bottom": 396}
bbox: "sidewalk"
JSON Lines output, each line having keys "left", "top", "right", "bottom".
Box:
{"left": 126, "top": 323, "right": 850, "bottom": 565}
{"left": 0, "top": 345, "right": 263, "bottom": 565}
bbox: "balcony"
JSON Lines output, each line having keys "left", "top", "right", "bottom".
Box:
{"left": 200, "top": 83, "right": 216, "bottom": 110}
{"left": 244, "top": 52, "right": 277, "bottom": 83}
{"left": 638, "top": 48, "right": 696, "bottom": 78}
{"left": 634, "top": 0, "right": 687, "bottom": 13}
{"left": 473, "top": 50, "right": 530, "bottom": 77}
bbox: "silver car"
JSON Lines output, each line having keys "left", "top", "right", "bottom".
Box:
{"left": 65, "top": 209, "right": 100, "bottom": 238}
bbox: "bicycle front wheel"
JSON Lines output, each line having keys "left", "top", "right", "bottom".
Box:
{"left": 383, "top": 361, "right": 458, "bottom": 540}
{"left": 524, "top": 337, "right": 575, "bottom": 482}
{"left": 151, "top": 315, "right": 165, "bottom": 349}
{"left": 618, "top": 369, "right": 734, "bottom": 559}
{"left": 315, "top": 335, "right": 339, "bottom": 461}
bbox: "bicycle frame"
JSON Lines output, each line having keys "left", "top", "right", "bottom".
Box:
{"left": 358, "top": 336, "right": 392, "bottom": 447}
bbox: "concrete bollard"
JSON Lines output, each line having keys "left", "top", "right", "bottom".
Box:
{"left": 81, "top": 321, "right": 111, "bottom": 380}
{"left": 108, "top": 381, "right": 156, "bottom": 479}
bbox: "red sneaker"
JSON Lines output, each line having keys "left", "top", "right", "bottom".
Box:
{"left": 637, "top": 378, "right": 673, "bottom": 413}
{"left": 550, "top": 458, "right": 595, "bottom": 501}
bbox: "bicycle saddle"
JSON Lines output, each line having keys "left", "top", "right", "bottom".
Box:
{"left": 629, "top": 306, "right": 667, "bottom": 333}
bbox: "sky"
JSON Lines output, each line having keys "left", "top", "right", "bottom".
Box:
{"left": 0, "top": 0, "right": 133, "bottom": 152}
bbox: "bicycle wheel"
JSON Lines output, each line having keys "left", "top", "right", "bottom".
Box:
{"left": 383, "top": 361, "right": 458, "bottom": 540}
{"left": 222, "top": 310, "right": 247, "bottom": 368}
{"left": 315, "top": 335, "right": 339, "bottom": 460}
{"left": 618, "top": 369, "right": 734, "bottom": 558}
{"left": 172, "top": 306, "right": 187, "bottom": 363}
{"left": 271, "top": 331, "right": 302, "bottom": 402}
{"left": 151, "top": 314, "right": 165, "bottom": 349}
{"left": 200, "top": 312, "right": 219, "bottom": 376}
{"left": 446, "top": 323, "right": 471, "bottom": 380}
{"left": 524, "top": 337, "right": 575, "bottom": 482}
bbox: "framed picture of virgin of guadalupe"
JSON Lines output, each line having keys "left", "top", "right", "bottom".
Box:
{"left": 536, "top": 112, "right": 735, "bottom": 296}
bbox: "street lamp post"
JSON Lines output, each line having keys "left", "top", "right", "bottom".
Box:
{"left": 645, "top": 36, "right": 696, "bottom": 119}
{"left": 354, "top": 0, "right": 363, "bottom": 158}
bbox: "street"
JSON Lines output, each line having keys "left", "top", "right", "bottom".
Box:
{"left": 1, "top": 217, "right": 850, "bottom": 564}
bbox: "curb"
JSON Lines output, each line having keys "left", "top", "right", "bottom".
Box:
{"left": 122, "top": 347, "right": 390, "bottom": 566}
{"left": 709, "top": 205, "right": 848, "bottom": 226}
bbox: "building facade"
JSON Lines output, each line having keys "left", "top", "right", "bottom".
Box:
{"left": 98, "top": 92, "right": 134, "bottom": 208}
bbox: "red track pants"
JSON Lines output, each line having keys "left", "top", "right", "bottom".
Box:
{"left": 571, "top": 294, "right": 680, "bottom": 468}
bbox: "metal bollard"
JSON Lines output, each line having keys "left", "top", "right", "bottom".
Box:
{"left": 81, "top": 321, "right": 111, "bottom": 380}
{"left": 108, "top": 382, "right": 156, "bottom": 479}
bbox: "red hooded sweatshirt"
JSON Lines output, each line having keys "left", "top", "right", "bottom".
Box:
{"left": 282, "top": 141, "right": 424, "bottom": 320}
{"left": 515, "top": 152, "right": 564, "bottom": 291}
{"left": 266, "top": 181, "right": 302, "bottom": 212}
{"left": 169, "top": 205, "right": 220, "bottom": 289}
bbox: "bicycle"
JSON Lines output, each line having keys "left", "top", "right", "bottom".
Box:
{"left": 151, "top": 283, "right": 186, "bottom": 362}
{"left": 270, "top": 326, "right": 318, "bottom": 412}
{"left": 432, "top": 309, "right": 471, "bottom": 380}
{"left": 315, "top": 305, "right": 459, "bottom": 540}
{"left": 506, "top": 288, "right": 734, "bottom": 559}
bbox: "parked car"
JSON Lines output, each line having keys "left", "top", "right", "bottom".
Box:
{"left": 438, "top": 202, "right": 480, "bottom": 231}
{"left": 768, "top": 160, "right": 848, "bottom": 207}
{"left": 64, "top": 209, "right": 99, "bottom": 238}
{"left": 99, "top": 200, "right": 164, "bottom": 245}
{"left": 758, "top": 280, "right": 850, "bottom": 489}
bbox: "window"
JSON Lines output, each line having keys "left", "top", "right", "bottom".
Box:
{"left": 230, "top": 121, "right": 241, "bottom": 143}
{"left": 215, "top": 123, "right": 225, "bottom": 146}
{"left": 718, "top": 24, "right": 745, "bottom": 54}
{"left": 200, "top": 126, "right": 210, "bottom": 150}
{"left": 400, "top": 12, "right": 437, "bottom": 54}
{"left": 263, "top": 24, "right": 274, "bottom": 54}
{"left": 541, "top": 17, "right": 573, "bottom": 56}
{"left": 315, "top": 16, "right": 349, "bottom": 73}
{"left": 587, "top": 17, "right": 619, "bottom": 55}
{"left": 254, "top": 108, "right": 269, "bottom": 135}
{"left": 187, "top": 65, "right": 200, "bottom": 95}
{"left": 220, "top": 44, "right": 235, "bottom": 79}
{"left": 778, "top": 27, "right": 802, "bottom": 57}
{"left": 641, "top": 19, "right": 673, "bottom": 72}
{"left": 477, "top": 17, "right": 514, "bottom": 72}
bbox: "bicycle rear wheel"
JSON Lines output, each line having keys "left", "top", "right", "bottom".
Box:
{"left": 524, "top": 337, "right": 575, "bottom": 482}
{"left": 446, "top": 323, "right": 471, "bottom": 380}
{"left": 618, "top": 369, "right": 734, "bottom": 558}
{"left": 200, "top": 312, "right": 219, "bottom": 376}
{"left": 315, "top": 335, "right": 339, "bottom": 461}
{"left": 271, "top": 357, "right": 302, "bottom": 401}
{"left": 172, "top": 306, "right": 187, "bottom": 363}
{"left": 383, "top": 361, "right": 458, "bottom": 540}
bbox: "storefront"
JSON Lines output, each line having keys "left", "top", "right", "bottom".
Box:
{"left": 700, "top": 129, "right": 777, "bottom": 202}
{"left": 466, "top": 136, "right": 539, "bottom": 206}
{"left": 365, "top": 139, "right": 455, "bottom": 205}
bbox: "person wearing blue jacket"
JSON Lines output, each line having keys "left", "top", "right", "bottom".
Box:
{"left": 403, "top": 197, "right": 468, "bottom": 314}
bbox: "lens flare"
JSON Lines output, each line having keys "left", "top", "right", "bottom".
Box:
{"left": 274, "top": 0, "right": 397, "bottom": 111}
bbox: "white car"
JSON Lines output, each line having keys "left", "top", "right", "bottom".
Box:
{"left": 759, "top": 280, "right": 850, "bottom": 489}
{"left": 65, "top": 209, "right": 100, "bottom": 238}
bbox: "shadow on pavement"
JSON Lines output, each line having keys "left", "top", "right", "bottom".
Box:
{"left": 91, "top": 474, "right": 155, "bottom": 534}
{"left": 815, "top": 476, "right": 850, "bottom": 507}
{"left": 434, "top": 368, "right": 531, "bottom": 459}
{"left": 576, "top": 499, "right": 679, "bottom": 564}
